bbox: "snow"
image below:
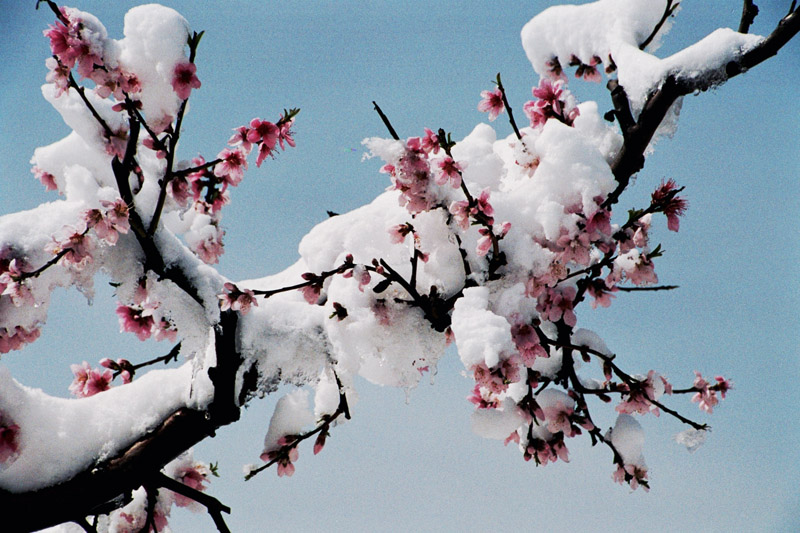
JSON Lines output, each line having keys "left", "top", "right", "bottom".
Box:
{"left": 521, "top": 0, "right": 763, "bottom": 112}
{"left": 608, "top": 413, "right": 646, "bottom": 466}
{"left": 0, "top": 364, "right": 195, "bottom": 492}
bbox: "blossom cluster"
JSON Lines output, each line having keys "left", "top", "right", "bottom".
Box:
{"left": 116, "top": 279, "right": 177, "bottom": 342}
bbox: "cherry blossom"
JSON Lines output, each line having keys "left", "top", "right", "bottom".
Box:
{"left": 510, "top": 321, "right": 548, "bottom": 366}
{"left": 228, "top": 125, "right": 253, "bottom": 154}
{"left": 278, "top": 118, "right": 296, "bottom": 150}
{"left": 219, "top": 282, "right": 258, "bottom": 314}
{"left": 247, "top": 119, "right": 279, "bottom": 167}
{"left": 651, "top": 178, "right": 688, "bottom": 232}
{"left": 172, "top": 60, "right": 201, "bottom": 100}
{"left": 387, "top": 222, "right": 413, "bottom": 244}
{"left": 69, "top": 361, "right": 113, "bottom": 398}
{"left": 421, "top": 127, "right": 439, "bottom": 154}
{"left": 116, "top": 304, "right": 155, "bottom": 341}
{"left": 435, "top": 156, "right": 463, "bottom": 188}
{"left": 214, "top": 147, "right": 248, "bottom": 189}
{"left": 31, "top": 165, "right": 58, "bottom": 191}
{"left": 477, "top": 87, "right": 504, "bottom": 121}
{"left": 45, "top": 225, "right": 95, "bottom": 268}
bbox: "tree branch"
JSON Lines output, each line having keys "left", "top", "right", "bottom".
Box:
{"left": 739, "top": 0, "right": 759, "bottom": 34}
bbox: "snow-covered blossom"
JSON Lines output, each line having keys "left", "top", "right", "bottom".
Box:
{"left": 83, "top": 198, "right": 129, "bottom": 245}
{"left": 613, "top": 463, "right": 649, "bottom": 491}
{"left": 219, "top": 282, "right": 258, "bottom": 314}
{"left": 0, "top": 414, "right": 20, "bottom": 464}
{"left": 45, "top": 225, "right": 95, "bottom": 269}
{"left": 116, "top": 304, "right": 155, "bottom": 341}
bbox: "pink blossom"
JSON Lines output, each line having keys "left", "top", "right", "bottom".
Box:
{"left": 83, "top": 199, "right": 129, "bottom": 245}
{"left": 468, "top": 384, "right": 500, "bottom": 409}
{"left": 172, "top": 61, "right": 201, "bottom": 100}
{"left": 478, "top": 88, "right": 505, "bottom": 121}
{"left": 191, "top": 227, "right": 225, "bottom": 264}
{"left": 69, "top": 361, "right": 113, "bottom": 397}
{"left": 616, "top": 371, "right": 659, "bottom": 416}
{"left": 261, "top": 445, "right": 300, "bottom": 477}
{"left": 300, "top": 273, "right": 323, "bottom": 304}
{"left": 214, "top": 147, "right": 248, "bottom": 188}
{"left": 0, "top": 326, "right": 41, "bottom": 354}
{"left": 343, "top": 265, "right": 371, "bottom": 292}
{"left": 154, "top": 318, "right": 178, "bottom": 342}
{"left": 0, "top": 414, "right": 20, "bottom": 464}
{"left": 0, "top": 259, "right": 34, "bottom": 307}
{"left": 556, "top": 229, "right": 592, "bottom": 266}
{"left": 625, "top": 253, "right": 658, "bottom": 286}
{"left": 421, "top": 127, "right": 439, "bottom": 154}
{"left": 585, "top": 208, "right": 612, "bottom": 236}
{"left": 116, "top": 304, "right": 154, "bottom": 341}
{"left": 104, "top": 128, "right": 128, "bottom": 159}
{"left": 387, "top": 223, "right": 413, "bottom": 244}
{"left": 691, "top": 371, "right": 719, "bottom": 413}
{"left": 651, "top": 178, "right": 688, "bottom": 232}
{"left": 475, "top": 228, "right": 492, "bottom": 257}
{"left": 247, "top": 119, "right": 279, "bottom": 167}
{"left": 45, "top": 226, "right": 94, "bottom": 268}
{"left": 510, "top": 322, "right": 548, "bottom": 366}
{"left": 613, "top": 463, "right": 649, "bottom": 491}
{"left": 587, "top": 279, "right": 615, "bottom": 309}
{"left": 32, "top": 166, "right": 58, "bottom": 191}
{"left": 542, "top": 401, "right": 575, "bottom": 436}
{"left": 172, "top": 463, "right": 209, "bottom": 507}
{"left": 313, "top": 431, "right": 327, "bottom": 455}
{"left": 228, "top": 126, "right": 253, "bottom": 154}
{"left": 45, "top": 57, "right": 70, "bottom": 97}
{"left": 537, "top": 286, "right": 577, "bottom": 326}
{"left": 714, "top": 375, "right": 733, "bottom": 399}
{"left": 449, "top": 200, "right": 471, "bottom": 230}
{"left": 278, "top": 118, "right": 296, "bottom": 151}
{"left": 167, "top": 175, "right": 191, "bottom": 206}
{"left": 573, "top": 55, "right": 603, "bottom": 82}
{"left": 219, "top": 282, "right": 258, "bottom": 314}
{"left": 545, "top": 57, "right": 567, "bottom": 81}
{"left": 435, "top": 157, "right": 463, "bottom": 188}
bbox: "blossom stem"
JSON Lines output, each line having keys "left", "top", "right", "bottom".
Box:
{"left": 495, "top": 73, "right": 522, "bottom": 140}
{"left": 67, "top": 73, "right": 115, "bottom": 139}
{"left": 372, "top": 101, "right": 400, "bottom": 141}
{"left": 639, "top": 0, "right": 679, "bottom": 50}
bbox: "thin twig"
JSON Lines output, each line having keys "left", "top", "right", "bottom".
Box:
{"left": 640, "top": 0, "right": 680, "bottom": 50}
{"left": 372, "top": 101, "right": 400, "bottom": 140}
{"left": 495, "top": 73, "right": 523, "bottom": 140}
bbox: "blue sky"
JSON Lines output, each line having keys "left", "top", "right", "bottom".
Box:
{"left": 1, "top": 1, "right": 798, "bottom": 531}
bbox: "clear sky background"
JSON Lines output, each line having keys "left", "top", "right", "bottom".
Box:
{"left": 1, "top": 1, "right": 798, "bottom": 532}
